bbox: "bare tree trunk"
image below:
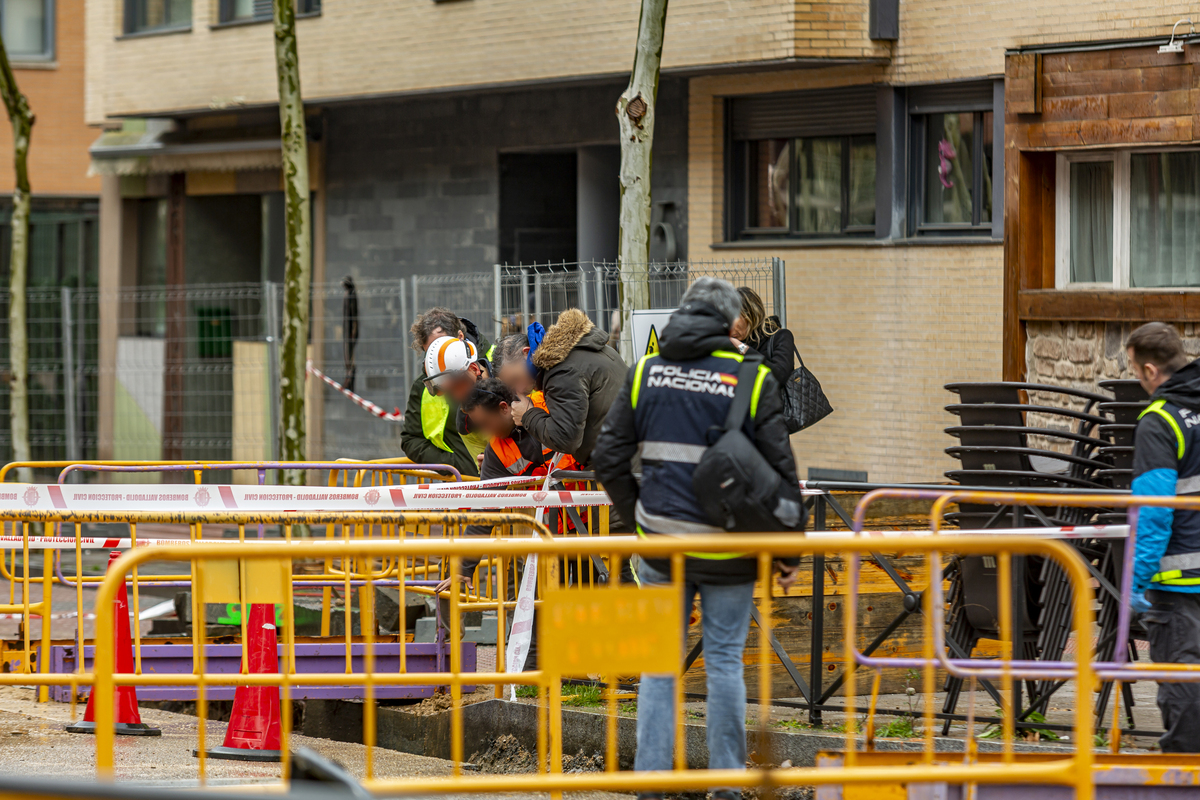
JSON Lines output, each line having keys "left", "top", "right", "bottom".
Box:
{"left": 274, "top": 0, "right": 311, "bottom": 487}
{"left": 615, "top": 0, "right": 667, "bottom": 359}
{"left": 0, "top": 39, "right": 34, "bottom": 483}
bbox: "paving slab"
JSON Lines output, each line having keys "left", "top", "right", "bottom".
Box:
{"left": 0, "top": 687, "right": 629, "bottom": 800}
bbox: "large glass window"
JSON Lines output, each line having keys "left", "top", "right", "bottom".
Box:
{"left": 124, "top": 0, "right": 191, "bottom": 34}
{"left": 1130, "top": 152, "right": 1200, "bottom": 288}
{"left": 734, "top": 135, "right": 875, "bottom": 238}
{"left": 1069, "top": 161, "right": 1113, "bottom": 284}
{"left": 1, "top": 0, "right": 51, "bottom": 60}
{"left": 1057, "top": 150, "right": 1200, "bottom": 289}
{"left": 216, "top": 0, "right": 320, "bottom": 23}
{"left": 912, "top": 110, "right": 994, "bottom": 233}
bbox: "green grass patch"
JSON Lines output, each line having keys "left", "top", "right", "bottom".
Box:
{"left": 877, "top": 716, "right": 918, "bottom": 739}
{"left": 774, "top": 718, "right": 814, "bottom": 731}
{"left": 562, "top": 683, "right": 604, "bottom": 708}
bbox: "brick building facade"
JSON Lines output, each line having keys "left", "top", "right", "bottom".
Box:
{"left": 82, "top": 0, "right": 1199, "bottom": 478}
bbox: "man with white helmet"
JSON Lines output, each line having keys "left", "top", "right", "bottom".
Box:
{"left": 423, "top": 335, "right": 494, "bottom": 461}
{"left": 401, "top": 309, "right": 492, "bottom": 477}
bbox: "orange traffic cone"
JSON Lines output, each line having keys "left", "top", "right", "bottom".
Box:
{"left": 66, "top": 551, "right": 161, "bottom": 736}
{"left": 199, "top": 603, "right": 283, "bottom": 762}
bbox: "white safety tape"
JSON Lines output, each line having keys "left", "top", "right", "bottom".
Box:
{"left": 0, "top": 484, "right": 611, "bottom": 513}
{"left": 0, "top": 599, "right": 175, "bottom": 622}
{"left": 804, "top": 524, "right": 1131, "bottom": 540}
{"left": 0, "top": 535, "right": 186, "bottom": 549}
{"left": 504, "top": 457, "right": 561, "bottom": 699}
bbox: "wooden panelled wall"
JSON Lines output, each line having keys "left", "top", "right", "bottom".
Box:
{"left": 1002, "top": 45, "right": 1200, "bottom": 380}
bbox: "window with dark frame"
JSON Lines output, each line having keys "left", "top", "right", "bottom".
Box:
{"left": 908, "top": 83, "right": 996, "bottom": 236}
{"left": 124, "top": 0, "right": 190, "bottom": 34}
{"left": 216, "top": 0, "right": 319, "bottom": 24}
{"left": 727, "top": 86, "right": 877, "bottom": 240}
{"left": 1, "top": 0, "right": 52, "bottom": 60}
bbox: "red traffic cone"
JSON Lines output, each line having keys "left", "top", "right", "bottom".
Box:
{"left": 199, "top": 603, "right": 283, "bottom": 762}
{"left": 66, "top": 551, "right": 161, "bottom": 736}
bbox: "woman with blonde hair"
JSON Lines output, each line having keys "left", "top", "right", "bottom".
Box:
{"left": 729, "top": 286, "right": 795, "bottom": 390}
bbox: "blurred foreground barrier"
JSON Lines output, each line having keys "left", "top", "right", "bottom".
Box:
{"left": 68, "top": 519, "right": 1100, "bottom": 796}
{"left": 852, "top": 488, "right": 1200, "bottom": 748}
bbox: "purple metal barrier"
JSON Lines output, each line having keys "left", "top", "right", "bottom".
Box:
{"left": 48, "top": 641, "right": 477, "bottom": 702}
{"left": 846, "top": 487, "right": 1200, "bottom": 683}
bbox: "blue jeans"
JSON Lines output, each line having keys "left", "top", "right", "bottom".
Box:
{"left": 634, "top": 560, "right": 755, "bottom": 781}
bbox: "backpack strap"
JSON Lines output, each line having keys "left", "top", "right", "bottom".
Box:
{"left": 723, "top": 355, "right": 764, "bottom": 433}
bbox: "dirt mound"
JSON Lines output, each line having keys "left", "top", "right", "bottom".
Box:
{"left": 402, "top": 686, "right": 495, "bottom": 716}
{"left": 467, "top": 734, "right": 605, "bottom": 774}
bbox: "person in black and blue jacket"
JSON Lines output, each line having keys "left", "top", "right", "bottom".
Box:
{"left": 1128, "top": 322, "right": 1200, "bottom": 752}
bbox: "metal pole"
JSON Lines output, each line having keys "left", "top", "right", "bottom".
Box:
{"left": 61, "top": 287, "right": 79, "bottom": 468}
{"left": 594, "top": 263, "right": 605, "bottom": 330}
{"left": 533, "top": 272, "right": 543, "bottom": 328}
{"left": 577, "top": 264, "right": 589, "bottom": 321}
{"left": 76, "top": 221, "right": 87, "bottom": 461}
{"left": 493, "top": 264, "right": 502, "bottom": 343}
{"left": 410, "top": 274, "right": 420, "bottom": 389}
{"left": 400, "top": 279, "right": 411, "bottom": 390}
{"left": 772, "top": 257, "right": 787, "bottom": 329}
{"left": 520, "top": 267, "right": 530, "bottom": 328}
{"left": 809, "top": 493, "right": 826, "bottom": 726}
{"left": 264, "top": 281, "right": 281, "bottom": 464}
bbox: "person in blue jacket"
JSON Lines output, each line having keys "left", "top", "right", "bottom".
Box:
{"left": 1128, "top": 321, "right": 1200, "bottom": 752}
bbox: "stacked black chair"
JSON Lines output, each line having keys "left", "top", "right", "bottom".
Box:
{"left": 944, "top": 382, "right": 1115, "bottom": 529}
{"left": 1096, "top": 379, "right": 1150, "bottom": 492}
{"left": 940, "top": 381, "right": 1119, "bottom": 734}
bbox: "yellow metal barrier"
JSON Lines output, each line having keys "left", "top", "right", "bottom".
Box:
{"left": 39, "top": 511, "right": 1098, "bottom": 798}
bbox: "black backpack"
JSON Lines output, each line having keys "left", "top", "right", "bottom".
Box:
{"left": 692, "top": 355, "right": 804, "bottom": 532}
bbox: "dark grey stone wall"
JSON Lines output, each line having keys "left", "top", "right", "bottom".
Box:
{"left": 324, "top": 78, "right": 689, "bottom": 281}
{"left": 318, "top": 79, "right": 688, "bottom": 460}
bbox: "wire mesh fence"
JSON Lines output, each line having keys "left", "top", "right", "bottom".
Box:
{"left": 497, "top": 259, "right": 783, "bottom": 355}
{"left": 0, "top": 258, "right": 782, "bottom": 481}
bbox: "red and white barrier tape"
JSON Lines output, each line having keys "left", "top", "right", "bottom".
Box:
{"left": 0, "top": 484, "right": 611, "bottom": 513}
{"left": 307, "top": 360, "right": 403, "bottom": 422}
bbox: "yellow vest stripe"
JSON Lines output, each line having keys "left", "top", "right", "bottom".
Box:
{"left": 1140, "top": 399, "right": 1186, "bottom": 460}
{"left": 631, "top": 355, "right": 651, "bottom": 410}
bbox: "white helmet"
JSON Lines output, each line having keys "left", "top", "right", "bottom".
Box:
{"left": 423, "top": 336, "right": 478, "bottom": 392}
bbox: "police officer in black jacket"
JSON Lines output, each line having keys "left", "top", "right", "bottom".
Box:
{"left": 593, "top": 277, "right": 802, "bottom": 800}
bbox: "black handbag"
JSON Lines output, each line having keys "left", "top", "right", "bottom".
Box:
{"left": 693, "top": 355, "right": 804, "bottom": 532}
{"left": 781, "top": 344, "right": 833, "bottom": 434}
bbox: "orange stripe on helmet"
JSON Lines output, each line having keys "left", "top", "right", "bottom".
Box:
{"left": 436, "top": 339, "right": 456, "bottom": 373}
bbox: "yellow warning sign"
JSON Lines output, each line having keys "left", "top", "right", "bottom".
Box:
{"left": 645, "top": 325, "right": 660, "bottom": 356}
{"left": 540, "top": 586, "right": 681, "bottom": 676}
{"left": 631, "top": 309, "right": 675, "bottom": 361}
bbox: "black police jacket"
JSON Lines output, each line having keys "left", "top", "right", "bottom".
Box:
{"left": 593, "top": 301, "right": 802, "bottom": 585}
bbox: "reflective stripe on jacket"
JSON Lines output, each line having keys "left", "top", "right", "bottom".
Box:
{"left": 630, "top": 349, "right": 770, "bottom": 558}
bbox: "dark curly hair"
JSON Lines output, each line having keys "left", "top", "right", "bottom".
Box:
{"left": 461, "top": 378, "right": 517, "bottom": 414}
{"left": 409, "top": 308, "right": 463, "bottom": 352}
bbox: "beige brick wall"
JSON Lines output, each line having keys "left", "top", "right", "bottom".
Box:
{"left": 769, "top": 243, "right": 1004, "bottom": 483}
{"left": 87, "top": 0, "right": 1199, "bottom": 122}
{"left": 86, "top": 0, "right": 801, "bottom": 122}
{"left": 891, "top": 3, "right": 1189, "bottom": 84}
{"left": 0, "top": 0, "right": 100, "bottom": 196}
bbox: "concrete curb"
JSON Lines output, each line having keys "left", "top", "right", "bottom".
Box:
{"left": 302, "top": 698, "right": 1075, "bottom": 770}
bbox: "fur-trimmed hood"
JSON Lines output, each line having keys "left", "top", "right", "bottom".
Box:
{"left": 532, "top": 309, "right": 606, "bottom": 370}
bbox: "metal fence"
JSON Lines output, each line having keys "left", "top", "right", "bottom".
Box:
{"left": 496, "top": 259, "right": 784, "bottom": 355}
{"left": 0, "top": 259, "right": 783, "bottom": 481}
